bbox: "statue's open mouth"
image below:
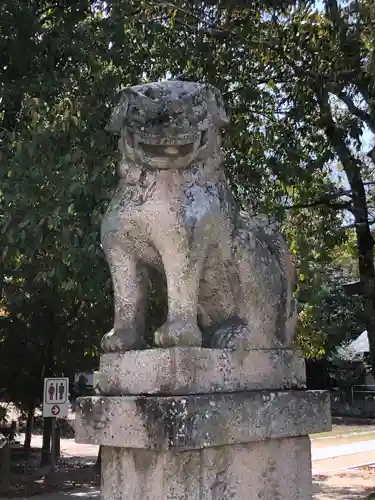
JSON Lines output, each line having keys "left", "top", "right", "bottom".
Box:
{"left": 140, "top": 142, "right": 196, "bottom": 157}
{"left": 136, "top": 130, "right": 208, "bottom": 158}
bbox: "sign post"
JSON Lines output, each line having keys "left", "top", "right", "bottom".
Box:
{"left": 50, "top": 417, "right": 56, "bottom": 472}
{"left": 42, "top": 377, "right": 69, "bottom": 472}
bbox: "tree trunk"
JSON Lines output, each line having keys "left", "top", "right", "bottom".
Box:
{"left": 1, "top": 90, "right": 23, "bottom": 133}
{"left": 340, "top": 177, "right": 375, "bottom": 378}
{"left": 340, "top": 140, "right": 375, "bottom": 379}
{"left": 39, "top": 311, "right": 56, "bottom": 466}
{"left": 0, "top": 439, "right": 10, "bottom": 492}
{"left": 54, "top": 425, "right": 60, "bottom": 459}
{"left": 23, "top": 405, "right": 35, "bottom": 451}
{"left": 316, "top": 85, "right": 375, "bottom": 377}
{"left": 353, "top": 204, "right": 375, "bottom": 378}
{"left": 96, "top": 445, "right": 102, "bottom": 469}
{"left": 41, "top": 418, "right": 52, "bottom": 466}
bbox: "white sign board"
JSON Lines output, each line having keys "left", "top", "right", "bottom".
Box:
{"left": 43, "top": 377, "right": 69, "bottom": 418}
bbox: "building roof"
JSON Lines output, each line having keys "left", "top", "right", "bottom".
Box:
{"left": 347, "top": 331, "right": 369, "bottom": 354}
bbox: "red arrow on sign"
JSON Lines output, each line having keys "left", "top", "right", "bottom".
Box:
{"left": 51, "top": 405, "right": 60, "bottom": 416}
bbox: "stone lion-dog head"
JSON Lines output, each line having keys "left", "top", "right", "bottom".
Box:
{"left": 108, "top": 80, "right": 229, "bottom": 171}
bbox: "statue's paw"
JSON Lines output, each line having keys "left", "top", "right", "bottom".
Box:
{"left": 209, "top": 319, "right": 250, "bottom": 350}
{"left": 154, "top": 320, "right": 202, "bottom": 348}
{"left": 101, "top": 328, "right": 146, "bottom": 353}
{"left": 101, "top": 329, "right": 122, "bottom": 353}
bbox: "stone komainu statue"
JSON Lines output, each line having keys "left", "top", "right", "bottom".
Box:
{"left": 101, "top": 80, "right": 297, "bottom": 353}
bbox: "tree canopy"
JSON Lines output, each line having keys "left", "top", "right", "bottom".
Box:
{"left": 1, "top": 0, "right": 374, "bottom": 414}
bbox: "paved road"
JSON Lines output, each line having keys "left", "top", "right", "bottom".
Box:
{"left": 18, "top": 434, "right": 98, "bottom": 459}
{"left": 0, "top": 489, "right": 101, "bottom": 500}
{"left": 312, "top": 438, "right": 375, "bottom": 461}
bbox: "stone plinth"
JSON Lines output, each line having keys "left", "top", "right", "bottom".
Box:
{"left": 94, "top": 347, "right": 306, "bottom": 396}
{"left": 75, "top": 390, "right": 330, "bottom": 449}
{"left": 99, "top": 438, "right": 312, "bottom": 500}
{"left": 76, "top": 348, "right": 331, "bottom": 500}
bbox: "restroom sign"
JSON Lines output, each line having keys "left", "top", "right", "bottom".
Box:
{"left": 43, "top": 378, "right": 69, "bottom": 417}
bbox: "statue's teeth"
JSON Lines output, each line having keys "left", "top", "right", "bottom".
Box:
{"left": 165, "top": 147, "right": 179, "bottom": 155}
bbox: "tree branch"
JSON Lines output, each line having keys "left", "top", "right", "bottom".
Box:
{"left": 336, "top": 91, "right": 375, "bottom": 134}
{"left": 58, "top": 300, "right": 83, "bottom": 329}
{"left": 282, "top": 199, "right": 352, "bottom": 211}
{"left": 342, "top": 219, "right": 375, "bottom": 230}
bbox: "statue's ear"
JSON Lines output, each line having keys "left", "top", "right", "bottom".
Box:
{"left": 107, "top": 90, "right": 131, "bottom": 134}
{"left": 203, "top": 84, "right": 230, "bottom": 127}
{"left": 107, "top": 86, "right": 162, "bottom": 134}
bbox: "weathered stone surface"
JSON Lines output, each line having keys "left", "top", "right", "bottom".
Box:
{"left": 100, "top": 80, "right": 297, "bottom": 353}
{"left": 75, "top": 390, "right": 331, "bottom": 450}
{"left": 95, "top": 347, "right": 306, "bottom": 395}
{"left": 101, "top": 437, "right": 312, "bottom": 500}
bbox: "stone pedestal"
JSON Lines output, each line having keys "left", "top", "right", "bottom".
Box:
{"left": 75, "top": 348, "right": 331, "bottom": 500}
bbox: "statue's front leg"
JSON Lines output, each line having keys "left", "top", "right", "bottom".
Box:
{"left": 154, "top": 253, "right": 202, "bottom": 348}
{"left": 101, "top": 235, "right": 147, "bottom": 352}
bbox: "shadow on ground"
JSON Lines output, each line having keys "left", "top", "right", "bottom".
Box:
{"left": 313, "top": 473, "right": 375, "bottom": 500}
{"left": 0, "top": 447, "right": 99, "bottom": 499}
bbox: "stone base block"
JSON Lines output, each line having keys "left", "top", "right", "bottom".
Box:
{"left": 94, "top": 347, "right": 306, "bottom": 395}
{"left": 75, "top": 390, "right": 331, "bottom": 450}
{"left": 101, "top": 437, "right": 312, "bottom": 500}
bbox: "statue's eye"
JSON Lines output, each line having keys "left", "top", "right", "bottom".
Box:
{"left": 143, "top": 87, "right": 160, "bottom": 100}
{"left": 126, "top": 112, "right": 145, "bottom": 126}
{"left": 133, "top": 116, "right": 145, "bottom": 124}
{"left": 200, "top": 131, "right": 208, "bottom": 146}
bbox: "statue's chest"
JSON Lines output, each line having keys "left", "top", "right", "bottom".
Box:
{"left": 105, "top": 169, "right": 228, "bottom": 240}
{"left": 141, "top": 171, "right": 222, "bottom": 226}
{"left": 181, "top": 181, "right": 222, "bottom": 226}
